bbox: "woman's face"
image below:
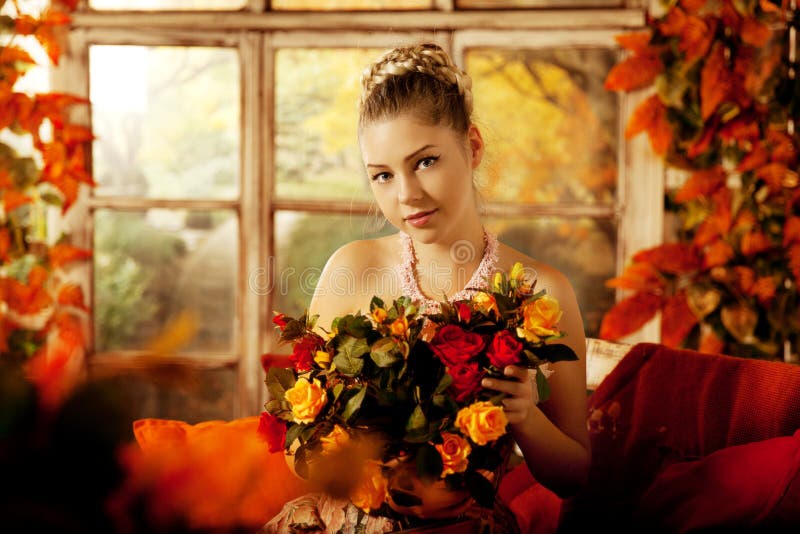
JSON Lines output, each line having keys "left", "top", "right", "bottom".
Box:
{"left": 359, "top": 114, "right": 484, "bottom": 244}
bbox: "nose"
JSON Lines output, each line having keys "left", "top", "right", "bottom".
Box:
{"left": 398, "top": 173, "right": 423, "bottom": 204}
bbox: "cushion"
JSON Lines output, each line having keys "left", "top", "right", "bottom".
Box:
{"left": 635, "top": 429, "right": 800, "bottom": 530}
{"left": 129, "top": 416, "right": 309, "bottom": 529}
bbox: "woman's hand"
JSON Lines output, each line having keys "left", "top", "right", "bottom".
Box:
{"left": 481, "top": 365, "right": 537, "bottom": 426}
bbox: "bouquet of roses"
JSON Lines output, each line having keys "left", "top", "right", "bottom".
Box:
{"left": 259, "top": 262, "right": 578, "bottom": 517}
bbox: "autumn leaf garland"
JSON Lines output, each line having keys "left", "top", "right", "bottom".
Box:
{"left": 602, "top": 0, "right": 799, "bottom": 359}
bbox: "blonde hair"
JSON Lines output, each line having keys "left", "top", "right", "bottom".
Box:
{"left": 358, "top": 43, "right": 473, "bottom": 134}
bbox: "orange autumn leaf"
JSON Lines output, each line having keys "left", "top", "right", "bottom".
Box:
{"left": 751, "top": 276, "right": 777, "bottom": 305}
{"left": 740, "top": 16, "right": 772, "bottom": 47}
{"left": 740, "top": 231, "right": 772, "bottom": 256}
{"left": 633, "top": 242, "right": 701, "bottom": 274}
{"left": 699, "top": 328, "right": 726, "bottom": 354}
{"left": 767, "top": 130, "right": 798, "bottom": 165}
{"left": 5, "top": 275, "right": 52, "bottom": 315}
{"left": 614, "top": 31, "right": 654, "bottom": 54}
{"left": 660, "top": 7, "right": 688, "bottom": 37}
{"left": 0, "top": 46, "right": 37, "bottom": 67}
{"left": 680, "top": 15, "right": 715, "bottom": 63}
{"left": 28, "top": 264, "right": 49, "bottom": 290}
{"left": 59, "top": 124, "right": 95, "bottom": 146}
{"left": 703, "top": 239, "right": 735, "bottom": 268}
{"left": 686, "top": 119, "right": 718, "bottom": 158}
{"left": 49, "top": 243, "right": 92, "bottom": 268}
{"left": 700, "top": 43, "right": 732, "bottom": 120}
{"left": 718, "top": 116, "right": 760, "bottom": 145}
{"left": 605, "top": 262, "right": 665, "bottom": 293}
{"left": 600, "top": 292, "right": 664, "bottom": 341}
{"left": 731, "top": 265, "right": 756, "bottom": 294}
{"left": 26, "top": 312, "right": 86, "bottom": 410}
{"left": 604, "top": 54, "right": 664, "bottom": 92}
{"left": 680, "top": 0, "right": 708, "bottom": 12}
{"left": 789, "top": 244, "right": 800, "bottom": 282}
{"left": 57, "top": 283, "right": 88, "bottom": 311}
{"left": 783, "top": 216, "right": 800, "bottom": 247}
{"left": 661, "top": 292, "right": 698, "bottom": 347}
{"left": 0, "top": 227, "right": 10, "bottom": 261}
{"left": 674, "top": 166, "right": 726, "bottom": 202}
{"left": 0, "top": 169, "right": 13, "bottom": 188}
{"left": 736, "top": 142, "right": 769, "bottom": 172}
{"left": 742, "top": 45, "right": 781, "bottom": 97}
{"left": 757, "top": 162, "right": 795, "bottom": 191}
{"left": 2, "top": 189, "right": 33, "bottom": 212}
{"left": 46, "top": 173, "right": 80, "bottom": 213}
{"left": 625, "top": 94, "right": 673, "bottom": 155}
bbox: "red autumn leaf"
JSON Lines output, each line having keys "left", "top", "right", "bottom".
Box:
{"left": 661, "top": 292, "right": 698, "bottom": 347}
{"left": 758, "top": 0, "right": 780, "bottom": 12}
{"left": 740, "top": 230, "right": 772, "bottom": 256}
{"left": 756, "top": 162, "right": 791, "bottom": 191}
{"left": 26, "top": 312, "right": 85, "bottom": 409}
{"left": 0, "top": 227, "right": 9, "bottom": 261}
{"left": 605, "top": 262, "right": 665, "bottom": 293}
{"left": 57, "top": 283, "right": 88, "bottom": 310}
{"left": 674, "top": 167, "right": 726, "bottom": 203}
{"left": 2, "top": 189, "right": 33, "bottom": 212}
{"left": 49, "top": 243, "right": 92, "bottom": 269}
{"left": 707, "top": 187, "right": 733, "bottom": 234}
{"left": 680, "top": 15, "right": 715, "bottom": 63}
{"left": 732, "top": 266, "right": 756, "bottom": 294}
{"left": 59, "top": 124, "right": 95, "bottom": 147}
{"left": 659, "top": 7, "right": 688, "bottom": 37}
{"left": 5, "top": 274, "right": 52, "bottom": 315}
{"left": 718, "top": 116, "right": 760, "bottom": 146}
{"left": 600, "top": 292, "right": 664, "bottom": 341}
{"left": 740, "top": 16, "right": 772, "bottom": 47}
{"left": 625, "top": 95, "right": 673, "bottom": 155}
{"left": 742, "top": 45, "right": 781, "bottom": 98}
{"left": 604, "top": 54, "right": 664, "bottom": 92}
{"left": 614, "top": 31, "right": 653, "bottom": 54}
{"left": 703, "top": 238, "right": 735, "bottom": 269}
{"left": 788, "top": 244, "right": 800, "bottom": 282}
{"left": 736, "top": 141, "right": 769, "bottom": 172}
{"left": 633, "top": 242, "right": 701, "bottom": 274}
{"left": 680, "top": 0, "right": 708, "bottom": 12}
{"left": 686, "top": 119, "right": 718, "bottom": 158}
{"left": 783, "top": 216, "right": 800, "bottom": 247}
{"left": 751, "top": 276, "right": 777, "bottom": 305}
{"left": 699, "top": 328, "right": 726, "bottom": 354}
{"left": 767, "top": 130, "right": 797, "bottom": 165}
{"left": 700, "top": 43, "right": 732, "bottom": 120}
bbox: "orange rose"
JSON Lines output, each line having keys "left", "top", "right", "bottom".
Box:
{"left": 472, "top": 291, "right": 499, "bottom": 317}
{"left": 435, "top": 433, "right": 471, "bottom": 477}
{"left": 455, "top": 401, "right": 508, "bottom": 446}
{"left": 517, "top": 294, "right": 562, "bottom": 343}
{"left": 372, "top": 307, "right": 388, "bottom": 323}
{"left": 350, "top": 460, "right": 388, "bottom": 513}
{"left": 390, "top": 316, "right": 408, "bottom": 337}
{"left": 285, "top": 377, "right": 327, "bottom": 424}
{"left": 320, "top": 424, "right": 350, "bottom": 456}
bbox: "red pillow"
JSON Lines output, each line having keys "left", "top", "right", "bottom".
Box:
{"left": 635, "top": 429, "right": 800, "bottom": 530}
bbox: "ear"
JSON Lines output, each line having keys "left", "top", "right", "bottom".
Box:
{"left": 467, "top": 124, "right": 484, "bottom": 169}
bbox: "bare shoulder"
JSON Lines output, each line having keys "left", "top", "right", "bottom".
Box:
{"left": 310, "top": 234, "right": 402, "bottom": 329}
{"left": 496, "top": 243, "right": 572, "bottom": 299}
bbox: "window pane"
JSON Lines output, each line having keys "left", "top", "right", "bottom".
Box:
{"left": 94, "top": 209, "right": 238, "bottom": 353}
{"left": 103, "top": 367, "right": 236, "bottom": 424}
{"left": 457, "top": 0, "right": 622, "bottom": 7}
{"left": 90, "top": 0, "right": 246, "bottom": 10}
{"left": 271, "top": 211, "right": 394, "bottom": 322}
{"left": 90, "top": 46, "right": 239, "bottom": 199}
{"left": 484, "top": 216, "right": 616, "bottom": 337}
{"left": 467, "top": 47, "right": 619, "bottom": 205}
{"left": 272, "top": 0, "right": 432, "bottom": 10}
{"left": 275, "top": 48, "right": 381, "bottom": 201}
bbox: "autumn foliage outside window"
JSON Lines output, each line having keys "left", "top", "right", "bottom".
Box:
{"left": 0, "top": 0, "right": 94, "bottom": 405}
{"left": 602, "top": 0, "right": 800, "bottom": 360}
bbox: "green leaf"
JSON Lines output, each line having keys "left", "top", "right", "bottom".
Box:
{"left": 342, "top": 386, "right": 367, "bottom": 422}
{"left": 336, "top": 314, "right": 372, "bottom": 337}
{"left": 433, "top": 373, "right": 453, "bottom": 395}
{"left": 265, "top": 367, "right": 297, "bottom": 400}
{"left": 416, "top": 443, "right": 444, "bottom": 481}
{"left": 280, "top": 318, "right": 308, "bottom": 341}
{"left": 406, "top": 404, "right": 427, "bottom": 433}
{"left": 333, "top": 336, "right": 369, "bottom": 376}
{"left": 370, "top": 337, "right": 401, "bottom": 367}
{"left": 532, "top": 343, "right": 578, "bottom": 363}
{"left": 370, "top": 296, "right": 385, "bottom": 311}
{"left": 536, "top": 367, "right": 551, "bottom": 404}
{"left": 285, "top": 422, "right": 306, "bottom": 447}
{"left": 332, "top": 383, "right": 344, "bottom": 402}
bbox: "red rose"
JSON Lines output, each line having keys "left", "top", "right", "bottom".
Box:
{"left": 290, "top": 335, "right": 321, "bottom": 371}
{"left": 456, "top": 302, "right": 472, "bottom": 323}
{"left": 272, "top": 313, "right": 288, "bottom": 329}
{"left": 257, "top": 411, "right": 286, "bottom": 453}
{"left": 430, "top": 324, "right": 485, "bottom": 366}
{"left": 486, "top": 330, "right": 523, "bottom": 368}
{"left": 448, "top": 363, "right": 484, "bottom": 402}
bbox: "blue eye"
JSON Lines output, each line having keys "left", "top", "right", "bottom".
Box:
{"left": 417, "top": 156, "right": 439, "bottom": 169}
{"left": 371, "top": 172, "right": 391, "bottom": 183}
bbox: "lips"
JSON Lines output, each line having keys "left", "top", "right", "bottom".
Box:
{"left": 404, "top": 209, "right": 437, "bottom": 221}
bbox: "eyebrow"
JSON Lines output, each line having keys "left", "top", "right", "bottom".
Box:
{"left": 366, "top": 144, "right": 436, "bottom": 168}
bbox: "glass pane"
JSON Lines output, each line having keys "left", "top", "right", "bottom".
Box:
{"left": 94, "top": 209, "right": 238, "bottom": 353}
{"left": 90, "top": 0, "right": 246, "bottom": 9}
{"left": 102, "top": 367, "right": 236, "bottom": 424}
{"left": 271, "top": 211, "right": 394, "bottom": 322}
{"left": 457, "top": 0, "right": 622, "bottom": 7}
{"left": 275, "top": 48, "right": 382, "bottom": 201}
{"left": 485, "top": 216, "right": 616, "bottom": 338}
{"left": 90, "top": 46, "right": 239, "bottom": 199}
{"left": 468, "top": 47, "right": 619, "bottom": 205}
{"left": 272, "top": 0, "right": 431, "bottom": 9}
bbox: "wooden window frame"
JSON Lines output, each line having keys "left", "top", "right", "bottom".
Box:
{"left": 54, "top": 3, "right": 661, "bottom": 417}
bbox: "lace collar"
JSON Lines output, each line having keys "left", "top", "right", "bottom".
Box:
{"left": 397, "top": 229, "right": 499, "bottom": 313}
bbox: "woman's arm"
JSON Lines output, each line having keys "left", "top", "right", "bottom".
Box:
{"left": 482, "top": 267, "right": 590, "bottom": 498}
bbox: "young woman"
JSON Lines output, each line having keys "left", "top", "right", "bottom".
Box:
{"left": 264, "top": 42, "right": 589, "bottom": 533}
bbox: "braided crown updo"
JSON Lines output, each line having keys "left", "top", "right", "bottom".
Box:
{"left": 358, "top": 43, "right": 474, "bottom": 135}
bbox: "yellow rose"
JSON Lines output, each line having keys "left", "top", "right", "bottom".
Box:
{"left": 372, "top": 307, "right": 388, "bottom": 323}
{"left": 455, "top": 401, "right": 508, "bottom": 446}
{"left": 390, "top": 316, "right": 408, "bottom": 337}
{"left": 517, "top": 294, "right": 563, "bottom": 343}
{"left": 472, "top": 291, "right": 499, "bottom": 317}
{"left": 435, "top": 433, "right": 472, "bottom": 477}
{"left": 314, "top": 350, "right": 333, "bottom": 369}
{"left": 510, "top": 262, "right": 525, "bottom": 283}
{"left": 285, "top": 377, "right": 327, "bottom": 424}
{"left": 350, "top": 460, "right": 388, "bottom": 513}
{"left": 492, "top": 271, "right": 504, "bottom": 292}
{"left": 320, "top": 424, "right": 350, "bottom": 455}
